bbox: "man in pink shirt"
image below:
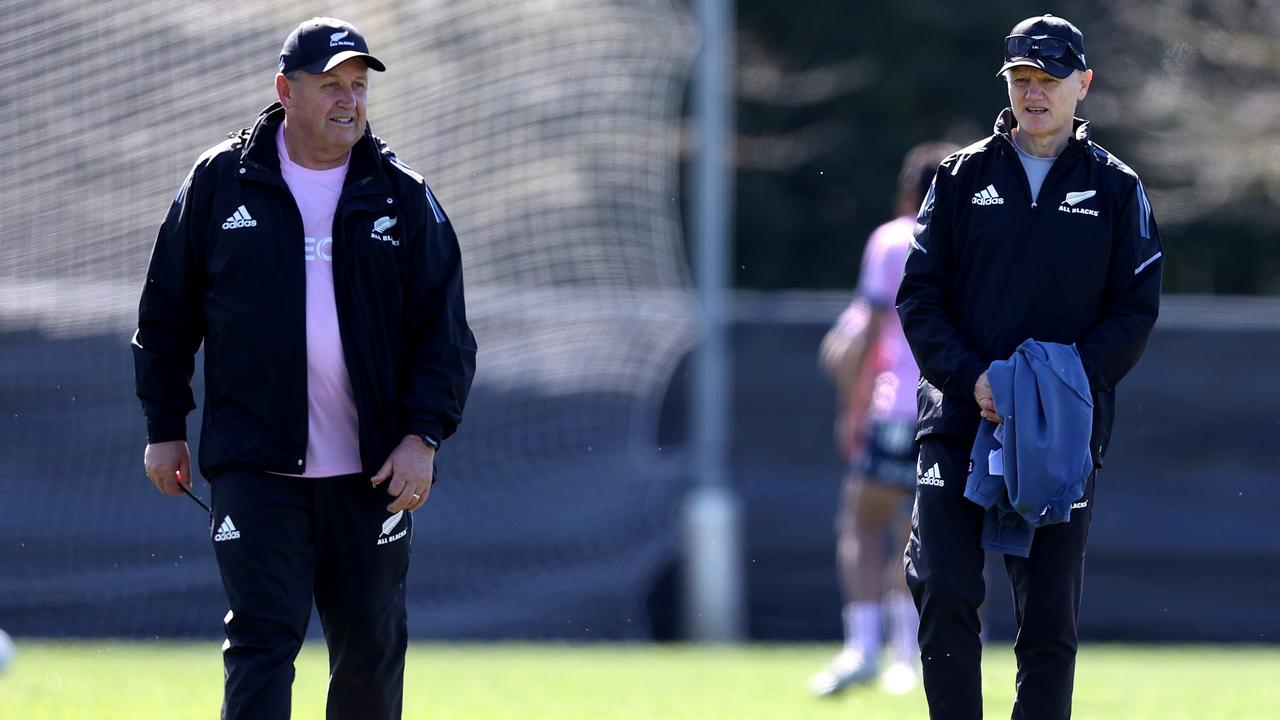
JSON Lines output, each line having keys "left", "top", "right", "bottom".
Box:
{"left": 812, "top": 142, "right": 957, "bottom": 697}
{"left": 134, "top": 17, "right": 476, "bottom": 720}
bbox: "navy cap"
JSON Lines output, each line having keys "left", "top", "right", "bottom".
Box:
{"left": 279, "top": 17, "right": 386, "bottom": 75}
{"left": 997, "top": 14, "right": 1087, "bottom": 80}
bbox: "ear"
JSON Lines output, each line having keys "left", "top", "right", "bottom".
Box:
{"left": 275, "top": 73, "right": 291, "bottom": 108}
{"left": 1078, "top": 68, "right": 1094, "bottom": 101}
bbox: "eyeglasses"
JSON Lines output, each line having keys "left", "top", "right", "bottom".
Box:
{"left": 1005, "top": 34, "right": 1085, "bottom": 69}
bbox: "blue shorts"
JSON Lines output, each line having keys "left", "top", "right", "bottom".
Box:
{"left": 852, "top": 419, "right": 919, "bottom": 491}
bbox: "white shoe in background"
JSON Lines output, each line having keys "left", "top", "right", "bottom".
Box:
{"left": 809, "top": 648, "right": 879, "bottom": 697}
{"left": 880, "top": 660, "right": 920, "bottom": 694}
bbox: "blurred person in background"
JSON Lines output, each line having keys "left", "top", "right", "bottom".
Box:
{"left": 897, "top": 14, "right": 1162, "bottom": 720}
{"left": 132, "top": 17, "right": 476, "bottom": 720}
{"left": 811, "top": 141, "right": 958, "bottom": 697}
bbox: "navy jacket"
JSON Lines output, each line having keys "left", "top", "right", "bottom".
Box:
{"left": 965, "top": 340, "right": 1093, "bottom": 557}
{"left": 133, "top": 104, "right": 477, "bottom": 478}
{"left": 897, "top": 109, "right": 1162, "bottom": 465}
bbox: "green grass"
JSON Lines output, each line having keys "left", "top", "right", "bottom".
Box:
{"left": 2, "top": 641, "right": 1278, "bottom": 719}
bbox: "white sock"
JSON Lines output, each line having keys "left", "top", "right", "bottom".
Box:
{"left": 842, "top": 601, "right": 882, "bottom": 660}
{"left": 886, "top": 592, "right": 919, "bottom": 666}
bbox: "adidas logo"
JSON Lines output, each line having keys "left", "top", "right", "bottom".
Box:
{"left": 918, "top": 462, "right": 945, "bottom": 487}
{"left": 971, "top": 184, "right": 1004, "bottom": 206}
{"left": 214, "top": 516, "right": 241, "bottom": 542}
{"left": 371, "top": 215, "right": 399, "bottom": 245}
{"left": 377, "top": 510, "right": 408, "bottom": 546}
{"left": 221, "top": 205, "right": 257, "bottom": 230}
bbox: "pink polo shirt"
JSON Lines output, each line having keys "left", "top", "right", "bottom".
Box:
{"left": 277, "top": 123, "right": 362, "bottom": 477}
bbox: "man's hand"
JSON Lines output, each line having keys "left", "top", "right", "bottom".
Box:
{"left": 145, "top": 440, "right": 192, "bottom": 495}
{"left": 974, "top": 371, "right": 1001, "bottom": 424}
{"left": 371, "top": 436, "right": 436, "bottom": 512}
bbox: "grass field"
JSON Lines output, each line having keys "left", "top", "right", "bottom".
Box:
{"left": 2, "top": 641, "right": 1277, "bottom": 719}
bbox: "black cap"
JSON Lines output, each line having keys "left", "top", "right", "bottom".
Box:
{"left": 997, "top": 14, "right": 1086, "bottom": 80}
{"left": 279, "top": 17, "right": 386, "bottom": 75}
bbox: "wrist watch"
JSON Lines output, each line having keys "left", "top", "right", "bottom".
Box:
{"left": 417, "top": 434, "right": 440, "bottom": 450}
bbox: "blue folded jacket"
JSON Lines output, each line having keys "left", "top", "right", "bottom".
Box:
{"left": 964, "top": 340, "right": 1094, "bottom": 557}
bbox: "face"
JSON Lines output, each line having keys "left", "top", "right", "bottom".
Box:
{"left": 277, "top": 58, "right": 369, "bottom": 159}
{"left": 1006, "top": 66, "right": 1092, "bottom": 141}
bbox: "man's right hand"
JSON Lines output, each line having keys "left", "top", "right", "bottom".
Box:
{"left": 145, "top": 440, "right": 192, "bottom": 495}
{"left": 974, "top": 371, "right": 1001, "bottom": 424}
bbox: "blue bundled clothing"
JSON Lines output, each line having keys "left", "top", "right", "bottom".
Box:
{"left": 964, "top": 340, "right": 1094, "bottom": 557}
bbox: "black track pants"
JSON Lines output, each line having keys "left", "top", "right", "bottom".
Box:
{"left": 905, "top": 435, "right": 1095, "bottom": 720}
{"left": 210, "top": 470, "right": 412, "bottom": 720}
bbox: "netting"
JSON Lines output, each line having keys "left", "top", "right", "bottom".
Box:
{"left": 0, "top": 0, "right": 698, "bottom": 639}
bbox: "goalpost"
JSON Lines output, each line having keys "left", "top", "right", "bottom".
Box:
{"left": 684, "top": 0, "right": 745, "bottom": 643}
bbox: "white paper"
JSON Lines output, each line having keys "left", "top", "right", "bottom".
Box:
{"left": 988, "top": 448, "right": 1004, "bottom": 476}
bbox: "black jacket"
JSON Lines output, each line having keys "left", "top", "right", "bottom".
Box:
{"left": 133, "top": 103, "right": 477, "bottom": 478}
{"left": 897, "top": 109, "right": 1162, "bottom": 463}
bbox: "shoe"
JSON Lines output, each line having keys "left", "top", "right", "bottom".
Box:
{"left": 809, "top": 649, "right": 879, "bottom": 697}
{"left": 880, "top": 660, "right": 919, "bottom": 695}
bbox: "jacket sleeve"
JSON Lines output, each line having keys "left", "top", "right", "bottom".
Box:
{"left": 1077, "top": 176, "right": 1163, "bottom": 393}
{"left": 895, "top": 163, "right": 987, "bottom": 399}
{"left": 132, "top": 164, "right": 207, "bottom": 442}
{"left": 400, "top": 184, "right": 478, "bottom": 443}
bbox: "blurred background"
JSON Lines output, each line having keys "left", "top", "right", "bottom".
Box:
{"left": 2, "top": 0, "right": 1278, "bottom": 653}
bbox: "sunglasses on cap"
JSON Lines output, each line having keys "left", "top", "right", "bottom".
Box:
{"left": 1005, "top": 34, "right": 1085, "bottom": 69}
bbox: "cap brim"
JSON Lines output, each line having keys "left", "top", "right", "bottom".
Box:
{"left": 300, "top": 50, "right": 386, "bottom": 74}
{"left": 996, "top": 57, "right": 1075, "bottom": 80}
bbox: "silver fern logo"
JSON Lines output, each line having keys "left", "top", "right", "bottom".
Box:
{"left": 329, "top": 30, "right": 355, "bottom": 47}
{"left": 378, "top": 510, "right": 407, "bottom": 545}
{"left": 371, "top": 216, "right": 399, "bottom": 245}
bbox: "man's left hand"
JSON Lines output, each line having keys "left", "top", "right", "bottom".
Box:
{"left": 975, "top": 371, "right": 1002, "bottom": 424}
{"left": 371, "top": 435, "right": 436, "bottom": 512}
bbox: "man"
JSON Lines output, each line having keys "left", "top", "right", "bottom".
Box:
{"left": 896, "top": 14, "right": 1162, "bottom": 720}
{"left": 132, "top": 17, "right": 476, "bottom": 720}
{"left": 811, "top": 141, "right": 956, "bottom": 697}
